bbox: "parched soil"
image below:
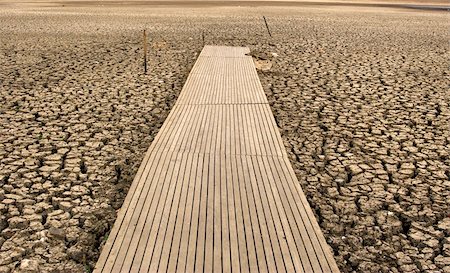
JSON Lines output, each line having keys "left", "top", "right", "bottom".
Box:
{"left": 0, "top": 4, "right": 449, "bottom": 273}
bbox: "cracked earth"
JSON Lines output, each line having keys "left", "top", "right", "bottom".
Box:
{"left": 0, "top": 3, "right": 449, "bottom": 273}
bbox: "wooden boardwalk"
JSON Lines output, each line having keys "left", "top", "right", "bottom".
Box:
{"left": 94, "top": 46, "right": 340, "bottom": 273}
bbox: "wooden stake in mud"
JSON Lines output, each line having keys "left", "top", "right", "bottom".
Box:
{"left": 201, "top": 30, "right": 205, "bottom": 46}
{"left": 143, "top": 29, "right": 148, "bottom": 73}
{"left": 263, "top": 16, "right": 272, "bottom": 37}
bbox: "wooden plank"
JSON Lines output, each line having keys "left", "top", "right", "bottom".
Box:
{"left": 164, "top": 106, "right": 209, "bottom": 271}
{"left": 231, "top": 154, "right": 250, "bottom": 272}
{"left": 184, "top": 152, "right": 204, "bottom": 273}
{"left": 220, "top": 152, "right": 231, "bottom": 273}
{"left": 94, "top": 45, "right": 341, "bottom": 273}
{"left": 131, "top": 150, "right": 180, "bottom": 272}
{"left": 245, "top": 155, "right": 275, "bottom": 272}
{"left": 253, "top": 155, "right": 292, "bottom": 273}
{"left": 160, "top": 155, "right": 192, "bottom": 269}
{"left": 141, "top": 151, "right": 185, "bottom": 272}
{"left": 235, "top": 154, "right": 259, "bottom": 272}
{"left": 177, "top": 74, "right": 266, "bottom": 105}
{"left": 260, "top": 155, "right": 305, "bottom": 273}
{"left": 193, "top": 151, "right": 208, "bottom": 271}
{"left": 168, "top": 152, "right": 197, "bottom": 273}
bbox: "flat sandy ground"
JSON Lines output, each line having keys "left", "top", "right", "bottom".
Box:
{"left": 0, "top": 1, "right": 449, "bottom": 273}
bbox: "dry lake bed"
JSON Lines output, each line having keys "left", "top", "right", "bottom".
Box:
{"left": 0, "top": 1, "right": 449, "bottom": 272}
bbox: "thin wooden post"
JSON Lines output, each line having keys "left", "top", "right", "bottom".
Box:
{"left": 143, "top": 29, "right": 148, "bottom": 73}
{"left": 201, "top": 30, "right": 205, "bottom": 47}
{"left": 263, "top": 16, "right": 272, "bottom": 37}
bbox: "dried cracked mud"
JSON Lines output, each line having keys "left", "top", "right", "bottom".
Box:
{"left": 0, "top": 3, "right": 449, "bottom": 273}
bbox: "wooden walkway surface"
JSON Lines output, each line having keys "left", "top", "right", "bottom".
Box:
{"left": 94, "top": 46, "right": 340, "bottom": 273}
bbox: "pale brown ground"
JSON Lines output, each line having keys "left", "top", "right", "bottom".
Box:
{"left": 0, "top": 2, "right": 448, "bottom": 273}
{"left": 0, "top": 0, "right": 448, "bottom": 8}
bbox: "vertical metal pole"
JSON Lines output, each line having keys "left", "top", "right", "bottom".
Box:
{"left": 263, "top": 16, "right": 272, "bottom": 37}
{"left": 143, "top": 29, "right": 148, "bottom": 73}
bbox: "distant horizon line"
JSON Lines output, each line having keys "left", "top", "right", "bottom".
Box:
{"left": 2, "top": 0, "right": 448, "bottom": 11}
